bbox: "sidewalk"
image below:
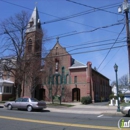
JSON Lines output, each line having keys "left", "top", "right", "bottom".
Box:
{"left": 45, "top": 102, "right": 123, "bottom": 115}
{"left": 0, "top": 102, "right": 123, "bottom": 116}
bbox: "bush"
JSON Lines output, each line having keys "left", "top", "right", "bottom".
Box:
{"left": 109, "top": 93, "right": 117, "bottom": 100}
{"left": 81, "top": 96, "right": 92, "bottom": 104}
{"left": 109, "top": 93, "right": 124, "bottom": 103}
{"left": 119, "top": 93, "right": 124, "bottom": 102}
{"left": 8, "top": 97, "right": 16, "bottom": 101}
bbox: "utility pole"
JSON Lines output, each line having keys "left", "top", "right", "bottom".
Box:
{"left": 118, "top": 0, "right": 130, "bottom": 84}
{"left": 125, "top": 0, "right": 130, "bottom": 84}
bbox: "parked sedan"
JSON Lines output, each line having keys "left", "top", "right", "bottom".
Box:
{"left": 121, "top": 105, "right": 130, "bottom": 116}
{"left": 4, "top": 97, "right": 47, "bottom": 112}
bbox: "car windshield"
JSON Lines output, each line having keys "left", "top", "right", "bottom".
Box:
{"left": 30, "top": 98, "right": 39, "bottom": 102}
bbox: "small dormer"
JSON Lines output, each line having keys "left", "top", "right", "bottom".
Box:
{"left": 30, "top": 18, "right": 34, "bottom": 27}
{"left": 26, "top": 7, "right": 43, "bottom": 34}
{"left": 37, "top": 19, "right": 41, "bottom": 29}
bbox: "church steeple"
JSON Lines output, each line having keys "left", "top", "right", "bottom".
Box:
{"left": 26, "top": 7, "right": 42, "bottom": 33}
{"left": 25, "top": 6, "right": 43, "bottom": 57}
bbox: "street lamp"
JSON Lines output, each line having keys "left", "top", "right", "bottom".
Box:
{"left": 114, "top": 64, "right": 120, "bottom": 112}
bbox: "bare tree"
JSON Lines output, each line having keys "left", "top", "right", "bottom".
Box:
{"left": 111, "top": 81, "right": 116, "bottom": 87}
{"left": 119, "top": 74, "right": 129, "bottom": 90}
{"left": 111, "top": 74, "right": 129, "bottom": 91}
{"left": 0, "top": 11, "right": 30, "bottom": 98}
{"left": 23, "top": 55, "right": 42, "bottom": 97}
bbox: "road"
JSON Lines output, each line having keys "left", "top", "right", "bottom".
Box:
{"left": 0, "top": 107, "right": 129, "bottom": 130}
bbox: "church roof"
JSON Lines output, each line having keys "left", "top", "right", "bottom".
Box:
{"left": 26, "top": 7, "right": 42, "bottom": 33}
{"left": 69, "top": 59, "right": 86, "bottom": 69}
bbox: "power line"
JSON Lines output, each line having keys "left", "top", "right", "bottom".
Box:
{"left": 43, "top": 3, "right": 121, "bottom": 24}
{"left": 67, "top": 40, "right": 126, "bottom": 53}
{"left": 58, "top": 22, "right": 123, "bottom": 38}
{"left": 100, "top": 48, "right": 121, "bottom": 71}
{"left": 0, "top": 0, "right": 123, "bottom": 36}
{"left": 61, "top": 37, "right": 126, "bottom": 49}
{"left": 41, "top": 44, "right": 127, "bottom": 59}
{"left": 0, "top": 20, "right": 123, "bottom": 39}
{"left": 97, "top": 24, "right": 125, "bottom": 70}
{"left": 66, "top": 0, "right": 123, "bottom": 16}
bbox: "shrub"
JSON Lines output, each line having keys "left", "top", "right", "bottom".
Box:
{"left": 109, "top": 93, "right": 117, "bottom": 100}
{"left": 109, "top": 93, "right": 124, "bottom": 103}
{"left": 81, "top": 96, "right": 92, "bottom": 104}
{"left": 109, "top": 93, "right": 114, "bottom": 100}
{"left": 119, "top": 93, "right": 124, "bottom": 102}
{"left": 8, "top": 97, "right": 16, "bottom": 101}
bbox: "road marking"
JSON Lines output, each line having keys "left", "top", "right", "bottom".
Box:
{"left": 97, "top": 114, "right": 103, "bottom": 117}
{"left": 0, "top": 116, "right": 129, "bottom": 130}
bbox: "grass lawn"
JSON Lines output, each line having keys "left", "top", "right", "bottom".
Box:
{"left": 47, "top": 103, "right": 75, "bottom": 107}
{"left": 0, "top": 101, "right": 5, "bottom": 104}
{"left": 120, "top": 102, "right": 130, "bottom": 106}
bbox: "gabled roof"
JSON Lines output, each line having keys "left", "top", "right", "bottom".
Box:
{"left": 45, "top": 40, "right": 70, "bottom": 58}
{"left": 26, "top": 7, "right": 42, "bottom": 33}
{"left": 69, "top": 59, "right": 86, "bottom": 69}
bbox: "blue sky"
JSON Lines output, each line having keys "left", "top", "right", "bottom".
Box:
{"left": 0, "top": 0, "right": 129, "bottom": 83}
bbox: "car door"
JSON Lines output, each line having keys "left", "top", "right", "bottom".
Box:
{"left": 20, "top": 98, "right": 29, "bottom": 109}
{"left": 12, "top": 98, "right": 22, "bottom": 108}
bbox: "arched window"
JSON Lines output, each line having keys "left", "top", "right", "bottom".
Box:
{"left": 62, "top": 67, "right": 64, "bottom": 75}
{"left": 28, "top": 39, "right": 32, "bottom": 52}
{"left": 66, "top": 74, "right": 69, "bottom": 84}
{"left": 35, "top": 40, "right": 40, "bottom": 52}
{"left": 55, "top": 59, "right": 59, "bottom": 73}
{"left": 62, "top": 67, "right": 65, "bottom": 83}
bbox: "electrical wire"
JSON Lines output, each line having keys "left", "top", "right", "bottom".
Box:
{"left": 41, "top": 44, "right": 127, "bottom": 59}
{"left": 66, "top": 0, "right": 123, "bottom": 16}
{"left": 62, "top": 37, "right": 126, "bottom": 49}
{"left": 43, "top": 4, "right": 121, "bottom": 24}
{"left": 67, "top": 40, "right": 126, "bottom": 53}
{"left": 97, "top": 24, "right": 125, "bottom": 70}
{"left": 0, "top": 0, "right": 124, "bottom": 36}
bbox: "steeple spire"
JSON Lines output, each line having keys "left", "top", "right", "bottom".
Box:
{"left": 26, "top": 7, "right": 42, "bottom": 33}
{"left": 56, "top": 37, "right": 59, "bottom": 43}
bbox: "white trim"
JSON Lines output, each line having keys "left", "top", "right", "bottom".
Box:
{"left": 0, "top": 80, "right": 14, "bottom": 84}
{"left": 69, "top": 66, "right": 87, "bottom": 69}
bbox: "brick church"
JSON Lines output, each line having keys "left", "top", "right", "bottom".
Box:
{"left": 41, "top": 40, "right": 111, "bottom": 102}
{"left": 21, "top": 7, "right": 111, "bottom": 102}
{"left": 0, "top": 7, "right": 111, "bottom": 102}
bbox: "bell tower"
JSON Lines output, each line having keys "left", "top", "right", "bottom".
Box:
{"left": 25, "top": 6, "right": 43, "bottom": 59}
{"left": 23, "top": 7, "right": 43, "bottom": 97}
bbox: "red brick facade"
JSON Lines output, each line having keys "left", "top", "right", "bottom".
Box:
{"left": 42, "top": 41, "right": 111, "bottom": 102}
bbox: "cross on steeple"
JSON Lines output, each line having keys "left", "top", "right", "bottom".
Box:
{"left": 56, "top": 37, "right": 59, "bottom": 43}
{"left": 35, "top": 2, "right": 38, "bottom": 7}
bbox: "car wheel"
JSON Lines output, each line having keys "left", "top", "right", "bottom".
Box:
{"left": 7, "top": 104, "right": 12, "bottom": 110}
{"left": 27, "top": 106, "right": 32, "bottom": 112}
{"left": 128, "top": 110, "right": 130, "bottom": 116}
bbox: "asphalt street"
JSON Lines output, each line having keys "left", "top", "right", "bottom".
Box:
{"left": 0, "top": 106, "right": 130, "bottom": 130}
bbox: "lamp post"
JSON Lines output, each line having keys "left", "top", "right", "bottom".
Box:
{"left": 114, "top": 64, "right": 120, "bottom": 112}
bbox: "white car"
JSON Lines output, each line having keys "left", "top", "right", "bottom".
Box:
{"left": 121, "top": 105, "right": 130, "bottom": 116}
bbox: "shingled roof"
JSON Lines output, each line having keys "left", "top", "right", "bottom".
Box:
{"left": 69, "top": 58, "right": 86, "bottom": 69}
